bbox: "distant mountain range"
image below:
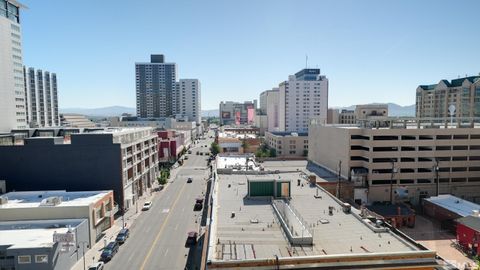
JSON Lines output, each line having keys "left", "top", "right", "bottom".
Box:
{"left": 60, "top": 106, "right": 136, "bottom": 117}
{"left": 60, "top": 103, "right": 415, "bottom": 117}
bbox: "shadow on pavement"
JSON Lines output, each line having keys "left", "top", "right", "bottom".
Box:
{"left": 184, "top": 233, "right": 205, "bottom": 270}
{"left": 201, "top": 179, "right": 212, "bottom": 226}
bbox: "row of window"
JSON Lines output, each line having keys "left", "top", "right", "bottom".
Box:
{"left": 18, "top": 254, "right": 48, "bottom": 264}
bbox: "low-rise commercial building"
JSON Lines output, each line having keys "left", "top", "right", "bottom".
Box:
{"left": 219, "top": 101, "right": 257, "bottom": 125}
{"left": 0, "top": 127, "right": 158, "bottom": 209}
{"left": 265, "top": 131, "right": 308, "bottom": 158}
{"left": 308, "top": 118, "right": 480, "bottom": 205}
{"left": 0, "top": 190, "right": 114, "bottom": 245}
{"left": 206, "top": 171, "right": 439, "bottom": 269}
{"left": 423, "top": 194, "right": 480, "bottom": 231}
{"left": 60, "top": 114, "right": 95, "bottom": 128}
{"left": 0, "top": 219, "right": 89, "bottom": 270}
{"left": 456, "top": 214, "right": 480, "bottom": 257}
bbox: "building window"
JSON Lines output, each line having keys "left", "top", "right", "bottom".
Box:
{"left": 35, "top": 255, "right": 48, "bottom": 263}
{"left": 18, "top": 255, "right": 31, "bottom": 264}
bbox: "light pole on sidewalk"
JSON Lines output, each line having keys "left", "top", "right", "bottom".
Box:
{"left": 77, "top": 241, "right": 89, "bottom": 270}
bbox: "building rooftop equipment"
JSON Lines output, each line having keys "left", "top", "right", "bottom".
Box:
{"left": 0, "top": 190, "right": 111, "bottom": 209}
{"left": 0, "top": 219, "right": 86, "bottom": 249}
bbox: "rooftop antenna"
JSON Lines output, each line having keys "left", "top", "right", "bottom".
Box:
{"left": 305, "top": 54, "right": 308, "bottom": 69}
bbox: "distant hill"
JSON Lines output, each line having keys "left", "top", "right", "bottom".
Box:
{"left": 332, "top": 103, "right": 415, "bottom": 117}
{"left": 60, "top": 106, "right": 136, "bottom": 117}
{"left": 202, "top": 109, "right": 219, "bottom": 117}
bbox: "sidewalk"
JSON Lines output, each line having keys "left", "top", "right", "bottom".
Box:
{"left": 70, "top": 181, "right": 164, "bottom": 270}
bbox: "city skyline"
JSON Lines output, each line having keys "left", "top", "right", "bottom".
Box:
{"left": 20, "top": 0, "right": 480, "bottom": 110}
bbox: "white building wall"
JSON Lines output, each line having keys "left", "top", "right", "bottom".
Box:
{"left": 0, "top": 5, "right": 26, "bottom": 132}
{"left": 282, "top": 74, "right": 328, "bottom": 132}
{"left": 176, "top": 79, "right": 201, "bottom": 123}
{"left": 265, "top": 88, "right": 280, "bottom": 132}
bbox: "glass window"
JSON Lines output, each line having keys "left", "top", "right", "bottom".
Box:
{"left": 18, "top": 255, "right": 31, "bottom": 264}
{"left": 35, "top": 255, "right": 48, "bottom": 263}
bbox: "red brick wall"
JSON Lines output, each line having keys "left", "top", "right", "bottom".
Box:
{"left": 457, "top": 223, "right": 480, "bottom": 255}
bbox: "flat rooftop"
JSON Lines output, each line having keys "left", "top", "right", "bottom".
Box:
{"left": 425, "top": 194, "right": 480, "bottom": 217}
{"left": 0, "top": 190, "right": 111, "bottom": 209}
{"left": 0, "top": 219, "right": 86, "bottom": 249}
{"left": 216, "top": 154, "right": 259, "bottom": 171}
{"left": 211, "top": 172, "right": 423, "bottom": 261}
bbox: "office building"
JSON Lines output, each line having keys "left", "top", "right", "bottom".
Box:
{"left": 265, "top": 131, "right": 308, "bottom": 157}
{"left": 278, "top": 69, "right": 328, "bottom": 132}
{"left": 175, "top": 79, "right": 201, "bottom": 123}
{"left": 416, "top": 75, "right": 480, "bottom": 118}
{"left": 24, "top": 67, "right": 59, "bottom": 127}
{"left": 219, "top": 101, "right": 257, "bottom": 125}
{"left": 0, "top": 127, "right": 158, "bottom": 209}
{"left": 308, "top": 118, "right": 480, "bottom": 205}
{"left": 0, "top": 0, "right": 27, "bottom": 132}
{"left": 259, "top": 88, "right": 280, "bottom": 132}
{"left": 135, "top": 54, "right": 177, "bottom": 118}
{"left": 328, "top": 104, "right": 388, "bottom": 125}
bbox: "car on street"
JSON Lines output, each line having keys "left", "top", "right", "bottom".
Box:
{"left": 188, "top": 150, "right": 192, "bottom": 154}
{"left": 184, "top": 155, "right": 189, "bottom": 160}
{"left": 88, "top": 262, "right": 104, "bottom": 270}
{"left": 194, "top": 198, "right": 204, "bottom": 211}
{"left": 196, "top": 151, "right": 199, "bottom": 155}
{"left": 142, "top": 201, "right": 153, "bottom": 211}
{"left": 186, "top": 231, "right": 198, "bottom": 245}
{"left": 187, "top": 177, "right": 193, "bottom": 183}
{"left": 115, "top": 228, "right": 130, "bottom": 244}
{"left": 100, "top": 241, "right": 119, "bottom": 262}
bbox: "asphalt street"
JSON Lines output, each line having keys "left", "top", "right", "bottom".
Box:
{"left": 104, "top": 132, "right": 214, "bottom": 270}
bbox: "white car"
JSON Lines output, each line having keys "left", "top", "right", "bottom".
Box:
{"left": 88, "top": 262, "right": 104, "bottom": 270}
{"left": 142, "top": 201, "right": 153, "bottom": 211}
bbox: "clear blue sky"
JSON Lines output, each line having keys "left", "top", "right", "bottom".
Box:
{"left": 21, "top": 0, "right": 480, "bottom": 110}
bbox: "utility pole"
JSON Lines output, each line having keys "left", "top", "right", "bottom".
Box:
{"left": 390, "top": 160, "right": 396, "bottom": 205}
{"left": 337, "top": 160, "right": 342, "bottom": 199}
{"left": 77, "top": 241, "right": 89, "bottom": 270}
{"left": 434, "top": 158, "right": 440, "bottom": 196}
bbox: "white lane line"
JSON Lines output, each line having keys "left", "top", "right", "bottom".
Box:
{"left": 174, "top": 224, "right": 179, "bottom": 231}
{"left": 164, "top": 248, "right": 169, "bottom": 257}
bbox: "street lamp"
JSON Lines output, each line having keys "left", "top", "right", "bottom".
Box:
{"left": 77, "top": 241, "right": 89, "bottom": 270}
{"left": 390, "top": 160, "right": 397, "bottom": 204}
{"left": 433, "top": 158, "right": 440, "bottom": 196}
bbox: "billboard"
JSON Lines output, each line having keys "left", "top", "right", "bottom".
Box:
{"left": 221, "top": 111, "right": 231, "bottom": 119}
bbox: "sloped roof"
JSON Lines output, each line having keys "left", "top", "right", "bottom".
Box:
{"left": 419, "top": 76, "right": 480, "bottom": 90}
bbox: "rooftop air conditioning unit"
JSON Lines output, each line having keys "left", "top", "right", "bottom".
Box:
{"left": 0, "top": 196, "right": 8, "bottom": 205}
{"left": 40, "top": 196, "right": 62, "bottom": 206}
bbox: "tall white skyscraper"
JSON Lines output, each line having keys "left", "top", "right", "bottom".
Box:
{"left": 0, "top": 0, "right": 26, "bottom": 132}
{"left": 175, "top": 79, "right": 201, "bottom": 123}
{"left": 278, "top": 69, "right": 328, "bottom": 132}
{"left": 24, "top": 67, "right": 59, "bottom": 127}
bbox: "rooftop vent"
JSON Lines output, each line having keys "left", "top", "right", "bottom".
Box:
{"left": 40, "top": 196, "right": 62, "bottom": 206}
{"left": 0, "top": 196, "right": 8, "bottom": 205}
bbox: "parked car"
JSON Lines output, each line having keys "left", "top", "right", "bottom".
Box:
{"left": 88, "top": 262, "right": 104, "bottom": 270}
{"left": 194, "top": 198, "right": 204, "bottom": 211}
{"left": 115, "top": 228, "right": 130, "bottom": 244}
{"left": 142, "top": 201, "right": 153, "bottom": 211}
{"left": 188, "top": 150, "right": 192, "bottom": 154}
{"left": 187, "top": 177, "right": 193, "bottom": 183}
{"left": 196, "top": 151, "right": 200, "bottom": 155}
{"left": 100, "top": 242, "right": 119, "bottom": 262}
{"left": 186, "top": 231, "right": 198, "bottom": 245}
{"left": 184, "top": 155, "right": 189, "bottom": 160}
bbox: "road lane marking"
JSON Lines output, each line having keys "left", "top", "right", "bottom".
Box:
{"left": 164, "top": 248, "right": 169, "bottom": 257}
{"left": 174, "top": 224, "right": 179, "bottom": 231}
{"left": 139, "top": 182, "right": 187, "bottom": 270}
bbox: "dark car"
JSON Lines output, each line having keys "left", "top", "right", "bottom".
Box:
{"left": 186, "top": 231, "right": 198, "bottom": 245}
{"left": 100, "top": 241, "right": 119, "bottom": 262}
{"left": 187, "top": 177, "right": 193, "bottom": 183}
{"left": 115, "top": 228, "right": 130, "bottom": 244}
{"left": 194, "top": 198, "right": 203, "bottom": 211}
